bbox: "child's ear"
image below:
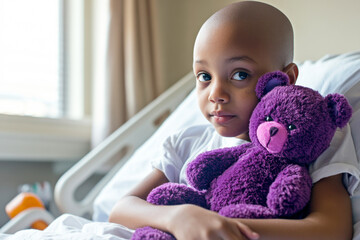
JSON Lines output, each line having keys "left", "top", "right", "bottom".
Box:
{"left": 282, "top": 63, "right": 299, "bottom": 85}
{"left": 256, "top": 71, "right": 290, "bottom": 99}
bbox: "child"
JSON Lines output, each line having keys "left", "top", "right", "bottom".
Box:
{"left": 109, "top": 1, "right": 353, "bottom": 239}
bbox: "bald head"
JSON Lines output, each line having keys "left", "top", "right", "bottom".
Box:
{"left": 194, "top": 1, "right": 294, "bottom": 68}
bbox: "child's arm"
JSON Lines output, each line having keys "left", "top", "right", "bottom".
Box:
{"left": 238, "top": 174, "right": 353, "bottom": 240}
{"left": 109, "top": 168, "right": 259, "bottom": 240}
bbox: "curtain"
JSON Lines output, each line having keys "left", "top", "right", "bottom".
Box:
{"left": 92, "top": 0, "right": 161, "bottom": 147}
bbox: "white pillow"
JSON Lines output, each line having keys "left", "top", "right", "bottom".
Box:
{"left": 93, "top": 51, "right": 360, "bottom": 223}
{"left": 296, "top": 52, "right": 360, "bottom": 185}
{"left": 296, "top": 51, "right": 360, "bottom": 107}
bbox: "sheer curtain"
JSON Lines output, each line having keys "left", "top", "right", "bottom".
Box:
{"left": 92, "top": 0, "right": 162, "bottom": 147}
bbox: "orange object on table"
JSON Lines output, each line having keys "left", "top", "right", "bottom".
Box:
{"left": 5, "top": 192, "right": 48, "bottom": 230}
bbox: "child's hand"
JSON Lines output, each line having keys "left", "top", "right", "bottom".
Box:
{"left": 167, "top": 204, "right": 259, "bottom": 240}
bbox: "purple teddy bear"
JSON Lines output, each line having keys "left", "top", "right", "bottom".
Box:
{"left": 131, "top": 71, "right": 352, "bottom": 240}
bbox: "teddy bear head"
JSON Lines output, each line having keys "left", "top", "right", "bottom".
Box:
{"left": 249, "top": 71, "right": 352, "bottom": 165}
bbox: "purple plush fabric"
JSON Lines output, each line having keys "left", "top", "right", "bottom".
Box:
{"left": 131, "top": 226, "right": 175, "bottom": 240}
{"left": 255, "top": 71, "right": 289, "bottom": 99}
{"left": 147, "top": 182, "right": 207, "bottom": 208}
{"left": 131, "top": 71, "right": 352, "bottom": 240}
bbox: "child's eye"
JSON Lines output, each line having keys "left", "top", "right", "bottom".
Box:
{"left": 197, "top": 73, "right": 212, "bottom": 82}
{"left": 232, "top": 71, "right": 249, "bottom": 81}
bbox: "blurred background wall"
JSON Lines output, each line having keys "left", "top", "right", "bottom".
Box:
{"left": 153, "top": 0, "right": 360, "bottom": 90}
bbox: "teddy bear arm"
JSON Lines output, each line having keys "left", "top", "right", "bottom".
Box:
{"left": 132, "top": 226, "right": 175, "bottom": 240}
{"left": 267, "top": 164, "right": 312, "bottom": 217}
{"left": 187, "top": 143, "right": 251, "bottom": 190}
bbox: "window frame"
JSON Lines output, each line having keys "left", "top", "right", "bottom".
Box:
{"left": 0, "top": 114, "right": 91, "bottom": 161}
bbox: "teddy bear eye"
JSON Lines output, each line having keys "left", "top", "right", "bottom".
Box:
{"left": 288, "top": 124, "right": 297, "bottom": 131}
{"left": 265, "top": 116, "right": 273, "bottom": 121}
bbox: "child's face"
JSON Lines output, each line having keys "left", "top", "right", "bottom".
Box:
{"left": 193, "top": 23, "right": 282, "bottom": 140}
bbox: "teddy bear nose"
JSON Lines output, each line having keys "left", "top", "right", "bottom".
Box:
{"left": 270, "top": 127, "right": 278, "bottom": 136}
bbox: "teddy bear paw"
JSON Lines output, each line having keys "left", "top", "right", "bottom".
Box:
{"left": 147, "top": 183, "right": 207, "bottom": 207}
{"left": 131, "top": 226, "right": 175, "bottom": 240}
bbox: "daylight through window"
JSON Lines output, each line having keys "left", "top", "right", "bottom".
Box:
{"left": 0, "top": 0, "right": 63, "bottom": 118}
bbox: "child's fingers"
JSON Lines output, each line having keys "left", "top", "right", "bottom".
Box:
{"left": 217, "top": 219, "right": 259, "bottom": 240}
{"left": 217, "top": 230, "right": 249, "bottom": 240}
{"left": 235, "top": 221, "right": 259, "bottom": 240}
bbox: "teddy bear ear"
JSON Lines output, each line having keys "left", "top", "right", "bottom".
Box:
{"left": 325, "top": 93, "right": 352, "bottom": 128}
{"left": 255, "top": 71, "right": 290, "bottom": 99}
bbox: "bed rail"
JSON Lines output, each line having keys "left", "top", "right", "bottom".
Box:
{"left": 54, "top": 72, "right": 195, "bottom": 217}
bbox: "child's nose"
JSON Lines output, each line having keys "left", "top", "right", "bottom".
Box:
{"left": 208, "top": 80, "right": 229, "bottom": 104}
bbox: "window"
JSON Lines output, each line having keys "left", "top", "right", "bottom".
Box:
{"left": 0, "top": 0, "right": 92, "bottom": 161}
{"left": 0, "top": 0, "right": 63, "bottom": 118}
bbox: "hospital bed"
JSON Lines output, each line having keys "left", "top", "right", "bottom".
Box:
{"left": 1, "top": 51, "right": 360, "bottom": 239}
{"left": 55, "top": 71, "right": 199, "bottom": 218}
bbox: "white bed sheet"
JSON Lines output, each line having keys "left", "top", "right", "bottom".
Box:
{"left": 0, "top": 214, "right": 134, "bottom": 240}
